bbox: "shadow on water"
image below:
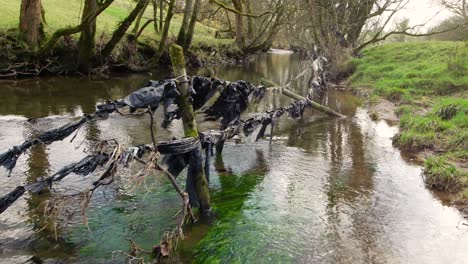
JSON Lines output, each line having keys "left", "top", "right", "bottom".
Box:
{"left": 0, "top": 53, "right": 467, "bottom": 264}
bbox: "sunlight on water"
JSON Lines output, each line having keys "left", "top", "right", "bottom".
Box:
{"left": 0, "top": 53, "right": 467, "bottom": 263}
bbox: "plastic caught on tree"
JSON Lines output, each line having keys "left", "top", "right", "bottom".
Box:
{"left": 123, "top": 80, "right": 179, "bottom": 112}
{"left": 204, "top": 80, "right": 266, "bottom": 129}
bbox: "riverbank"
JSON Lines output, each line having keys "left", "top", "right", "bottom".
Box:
{"left": 0, "top": 0, "right": 247, "bottom": 78}
{"left": 348, "top": 41, "right": 468, "bottom": 210}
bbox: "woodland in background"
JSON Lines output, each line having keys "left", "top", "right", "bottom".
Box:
{"left": 0, "top": 0, "right": 467, "bottom": 77}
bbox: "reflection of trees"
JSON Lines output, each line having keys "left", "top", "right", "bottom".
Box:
{"left": 23, "top": 121, "right": 77, "bottom": 259}
{"left": 0, "top": 74, "right": 155, "bottom": 118}
{"left": 269, "top": 88, "right": 381, "bottom": 262}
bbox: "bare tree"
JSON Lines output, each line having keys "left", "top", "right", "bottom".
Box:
{"left": 440, "top": 0, "right": 468, "bottom": 19}
{"left": 209, "top": 0, "right": 285, "bottom": 52}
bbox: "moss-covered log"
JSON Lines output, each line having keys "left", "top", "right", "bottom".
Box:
{"left": 169, "top": 44, "right": 211, "bottom": 212}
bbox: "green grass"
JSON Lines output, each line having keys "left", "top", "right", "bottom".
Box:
{"left": 0, "top": 0, "right": 232, "bottom": 46}
{"left": 351, "top": 41, "right": 468, "bottom": 200}
{"left": 351, "top": 41, "right": 468, "bottom": 101}
{"left": 424, "top": 155, "right": 467, "bottom": 193}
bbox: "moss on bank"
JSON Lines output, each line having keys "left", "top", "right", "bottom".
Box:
{"left": 350, "top": 41, "right": 468, "bottom": 205}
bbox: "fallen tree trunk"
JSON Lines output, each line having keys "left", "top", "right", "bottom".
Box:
{"left": 260, "top": 79, "right": 345, "bottom": 118}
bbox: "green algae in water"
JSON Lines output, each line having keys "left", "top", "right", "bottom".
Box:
{"left": 69, "top": 179, "right": 182, "bottom": 261}
{"left": 192, "top": 172, "right": 294, "bottom": 264}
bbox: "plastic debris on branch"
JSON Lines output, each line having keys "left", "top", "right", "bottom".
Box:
{"left": 204, "top": 80, "right": 266, "bottom": 129}
{"left": 0, "top": 74, "right": 308, "bottom": 214}
{"left": 0, "top": 79, "right": 179, "bottom": 175}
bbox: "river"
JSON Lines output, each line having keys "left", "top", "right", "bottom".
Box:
{"left": 0, "top": 53, "right": 467, "bottom": 264}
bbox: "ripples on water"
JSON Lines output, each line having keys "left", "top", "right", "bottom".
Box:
{"left": 0, "top": 53, "right": 467, "bottom": 264}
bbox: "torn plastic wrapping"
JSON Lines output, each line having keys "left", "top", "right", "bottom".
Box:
{"left": 0, "top": 140, "right": 35, "bottom": 176}
{"left": 120, "top": 145, "right": 150, "bottom": 167}
{"left": 190, "top": 77, "right": 224, "bottom": 110}
{"left": 0, "top": 186, "right": 25, "bottom": 214}
{"left": 0, "top": 79, "right": 179, "bottom": 174}
{"left": 38, "top": 115, "right": 90, "bottom": 144}
{"left": 204, "top": 80, "right": 266, "bottom": 129}
{"left": 123, "top": 80, "right": 179, "bottom": 112}
{"left": 160, "top": 77, "right": 224, "bottom": 128}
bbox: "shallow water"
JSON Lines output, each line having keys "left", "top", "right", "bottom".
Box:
{"left": 0, "top": 53, "right": 467, "bottom": 264}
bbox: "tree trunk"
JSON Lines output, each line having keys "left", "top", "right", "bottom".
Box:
{"left": 132, "top": 0, "right": 150, "bottom": 34}
{"left": 36, "top": 0, "right": 114, "bottom": 58}
{"left": 245, "top": 0, "right": 254, "bottom": 39}
{"left": 152, "top": 0, "right": 158, "bottom": 33}
{"left": 169, "top": 44, "right": 211, "bottom": 212}
{"left": 232, "top": 0, "right": 245, "bottom": 46}
{"left": 176, "top": 0, "right": 193, "bottom": 46}
{"left": 183, "top": 0, "right": 201, "bottom": 51}
{"left": 19, "top": 0, "right": 45, "bottom": 48}
{"left": 158, "top": 0, "right": 175, "bottom": 54}
{"left": 159, "top": 0, "right": 164, "bottom": 32}
{"left": 100, "top": 0, "right": 150, "bottom": 60}
{"left": 78, "top": 0, "right": 97, "bottom": 72}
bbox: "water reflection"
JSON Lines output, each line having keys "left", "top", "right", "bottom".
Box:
{"left": 0, "top": 53, "right": 467, "bottom": 264}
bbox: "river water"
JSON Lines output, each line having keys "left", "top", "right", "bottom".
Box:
{"left": 0, "top": 53, "right": 467, "bottom": 264}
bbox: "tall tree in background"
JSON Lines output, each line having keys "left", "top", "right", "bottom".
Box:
{"left": 78, "top": 0, "right": 97, "bottom": 72}
{"left": 100, "top": 0, "right": 150, "bottom": 60}
{"left": 232, "top": 0, "right": 245, "bottom": 45}
{"left": 132, "top": 0, "right": 151, "bottom": 33}
{"left": 440, "top": 0, "right": 468, "bottom": 19}
{"left": 177, "top": 0, "right": 201, "bottom": 51}
{"left": 245, "top": 0, "right": 254, "bottom": 40}
{"left": 177, "top": 0, "right": 193, "bottom": 46}
{"left": 209, "top": 0, "right": 284, "bottom": 52}
{"left": 152, "top": 0, "right": 159, "bottom": 33}
{"left": 19, "top": 0, "right": 45, "bottom": 47}
{"left": 158, "top": 0, "right": 176, "bottom": 54}
{"left": 183, "top": 0, "right": 201, "bottom": 50}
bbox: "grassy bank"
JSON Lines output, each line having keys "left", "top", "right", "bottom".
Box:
{"left": 350, "top": 41, "right": 468, "bottom": 205}
{"left": 0, "top": 0, "right": 231, "bottom": 46}
{"left": 0, "top": 0, "right": 237, "bottom": 74}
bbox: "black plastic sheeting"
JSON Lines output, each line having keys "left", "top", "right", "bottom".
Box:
{"left": 0, "top": 152, "right": 110, "bottom": 214}
{"left": 123, "top": 80, "right": 179, "bottom": 112}
{"left": 0, "top": 74, "right": 311, "bottom": 214}
{"left": 0, "top": 79, "right": 180, "bottom": 175}
{"left": 0, "top": 141, "right": 35, "bottom": 176}
{"left": 0, "top": 186, "right": 25, "bottom": 214}
{"left": 119, "top": 145, "right": 150, "bottom": 167}
{"left": 204, "top": 81, "right": 266, "bottom": 129}
{"left": 38, "top": 115, "right": 90, "bottom": 144}
{"left": 0, "top": 116, "right": 90, "bottom": 176}
{"left": 208, "top": 98, "right": 311, "bottom": 154}
{"left": 161, "top": 76, "right": 225, "bottom": 128}
{"left": 0, "top": 76, "right": 266, "bottom": 175}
